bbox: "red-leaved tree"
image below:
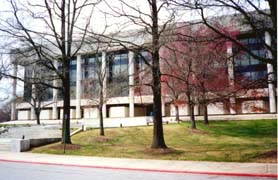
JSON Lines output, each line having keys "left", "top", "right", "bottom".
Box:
{"left": 161, "top": 24, "right": 238, "bottom": 127}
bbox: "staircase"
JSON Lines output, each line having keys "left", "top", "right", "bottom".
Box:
{"left": 0, "top": 125, "right": 61, "bottom": 139}
{"left": 0, "top": 139, "right": 12, "bottom": 151}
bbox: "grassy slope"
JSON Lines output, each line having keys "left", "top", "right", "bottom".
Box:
{"left": 32, "top": 120, "right": 277, "bottom": 162}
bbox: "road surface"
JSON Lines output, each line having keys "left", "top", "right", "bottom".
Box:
{"left": 0, "top": 161, "right": 276, "bottom": 180}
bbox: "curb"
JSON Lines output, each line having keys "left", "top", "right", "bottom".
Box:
{"left": 0, "top": 159, "right": 277, "bottom": 178}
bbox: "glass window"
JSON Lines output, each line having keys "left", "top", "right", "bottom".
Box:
{"left": 70, "top": 70, "right": 76, "bottom": 82}
{"left": 110, "top": 52, "right": 128, "bottom": 77}
{"left": 135, "top": 51, "right": 151, "bottom": 71}
{"left": 88, "top": 70, "right": 97, "bottom": 79}
{"left": 248, "top": 38, "right": 259, "bottom": 44}
{"left": 112, "top": 64, "right": 121, "bottom": 75}
{"left": 70, "top": 87, "right": 76, "bottom": 99}
{"left": 250, "top": 58, "right": 260, "bottom": 65}
{"left": 81, "top": 54, "right": 101, "bottom": 80}
{"left": 88, "top": 57, "right": 96, "bottom": 64}
{"left": 121, "top": 63, "right": 128, "bottom": 73}
{"left": 234, "top": 58, "right": 240, "bottom": 66}
{"left": 241, "top": 39, "right": 249, "bottom": 45}
{"left": 253, "top": 71, "right": 267, "bottom": 80}
{"left": 241, "top": 54, "right": 250, "bottom": 66}
{"left": 236, "top": 37, "right": 266, "bottom": 68}
{"left": 107, "top": 52, "right": 129, "bottom": 96}
{"left": 70, "top": 60, "right": 77, "bottom": 65}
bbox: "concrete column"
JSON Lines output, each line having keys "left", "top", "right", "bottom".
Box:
{"left": 102, "top": 52, "right": 107, "bottom": 118}
{"left": 265, "top": 31, "right": 276, "bottom": 113}
{"left": 52, "top": 61, "right": 58, "bottom": 120}
{"left": 194, "top": 105, "right": 199, "bottom": 115}
{"left": 76, "top": 55, "right": 82, "bottom": 119}
{"left": 128, "top": 51, "right": 135, "bottom": 117}
{"left": 102, "top": 104, "right": 107, "bottom": 118}
{"left": 161, "top": 96, "right": 165, "bottom": 116}
{"left": 30, "top": 68, "right": 36, "bottom": 120}
{"left": 227, "top": 42, "right": 236, "bottom": 114}
{"left": 10, "top": 64, "right": 17, "bottom": 121}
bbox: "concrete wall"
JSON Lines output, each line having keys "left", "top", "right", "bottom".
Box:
{"left": 207, "top": 102, "right": 228, "bottom": 115}
{"left": 18, "top": 110, "right": 30, "bottom": 120}
{"left": 10, "top": 139, "right": 30, "bottom": 152}
{"left": 0, "top": 138, "right": 61, "bottom": 152}
{"left": 134, "top": 95, "right": 153, "bottom": 104}
{"left": 170, "top": 104, "right": 200, "bottom": 116}
{"left": 84, "top": 108, "right": 99, "bottom": 118}
{"left": 241, "top": 100, "right": 268, "bottom": 114}
{"left": 170, "top": 104, "right": 189, "bottom": 116}
{"left": 109, "top": 106, "right": 129, "bottom": 118}
{"left": 60, "top": 109, "right": 76, "bottom": 119}
{"left": 40, "top": 109, "right": 52, "bottom": 120}
{"left": 107, "top": 97, "right": 129, "bottom": 105}
{"left": 29, "top": 138, "right": 61, "bottom": 148}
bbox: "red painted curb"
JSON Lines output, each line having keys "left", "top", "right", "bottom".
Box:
{"left": 0, "top": 159, "right": 277, "bottom": 178}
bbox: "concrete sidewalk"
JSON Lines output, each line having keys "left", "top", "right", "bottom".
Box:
{"left": 0, "top": 152, "right": 276, "bottom": 177}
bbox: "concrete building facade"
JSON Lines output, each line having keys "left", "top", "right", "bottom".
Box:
{"left": 10, "top": 17, "right": 277, "bottom": 121}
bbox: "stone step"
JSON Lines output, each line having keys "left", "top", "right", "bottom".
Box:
{"left": 0, "top": 139, "right": 12, "bottom": 151}
{"left": 0, "top": 146, "right": 11, "bottom": 151}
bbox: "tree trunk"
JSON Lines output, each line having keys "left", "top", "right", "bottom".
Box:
{"left": 190, "top": 105, "right": 196, "bottom": 129}
{"left": 151, "top": 75, "right": 167, "bottom": 148}
{"left": 60, "top": 0, "right": 71, "bottom": 145}
{"left": 35, "top": 110, "right": 40, "bottom": 125}
{"left": 175, "top": 105, "right": 180, "bottom": 122}
{"left": 62, "top": 60, "right": 72, "bottom": 144}
{"left": 203, "top": 104, "right": 209, "bottom": 126}
{"left": 150, "top": 0, "right": 167, "bottom": 149}
{"left": 98, "top": 105, "right": 104, "bottom": 136}
{"left": 99, "top": 82, "right": 105, "bottom": 136}
{"left": 151, "top": 50, "right": 167, "bottom": 148}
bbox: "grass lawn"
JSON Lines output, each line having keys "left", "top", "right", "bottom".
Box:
{"left": 32, "top": 120, "right": 277, "bottom": 163}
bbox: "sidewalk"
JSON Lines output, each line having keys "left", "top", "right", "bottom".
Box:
{"left": 0, "top": 152, "right": 276, "bottom": 177}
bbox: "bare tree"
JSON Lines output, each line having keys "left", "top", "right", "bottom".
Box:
{"left": 0, "top": 102, "right": 12, "bottom": 122}
{"left": 23, "top": 64, "right": 56, "bottom": 125}
{"left": 0, "top": 0, "right": 99, "bottom": 144}
{"left": 0, "top": 54, "right": 13, "bottom": 102}
{"left": 99, "top": 0, "right": 177, "bottom": 149}
{"left": 82, "top": 53, "right": 106, "bottom": 136}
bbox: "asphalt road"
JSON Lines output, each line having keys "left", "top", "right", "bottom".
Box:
{"left": 0, "top": 161, "right": 275, "bottom": 180}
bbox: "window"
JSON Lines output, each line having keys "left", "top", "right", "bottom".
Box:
{"left": 109, "top": 52, "right": 128, "bottom": 80}
{"left": 70, "top": 86, "right": 76, "bottom": 99}
{"left": 82, "top": 54, "right": 101, "bottom": 80}
{"left": 108, "top": 52, "right": 129, "bottom": 97}
{"left": 234, "top": 37, "right": 266, "bottom": 66}
{"left": 240, "top": 71, "right": 267, "bottom": 82}
{"left": 70, "top": 69, "right": 76, "bottom": 84}
{"left": 234, "top": 36, "right": 267, "bottom": 88}
{"left": 111, "top": 53, "right": 128, "bottom": 76}
{"left": 70, "top": 59, "right": 77, "bottom": 65}
{"left": 134, "top": 51, "right": 151, "bottom": 84}
{"left": 135, "top": 51, "right": 151, "bottom": 71}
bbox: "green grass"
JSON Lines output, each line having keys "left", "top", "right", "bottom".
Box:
{"left": 32, "top": 120, "right": 277, "bottom": 163}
